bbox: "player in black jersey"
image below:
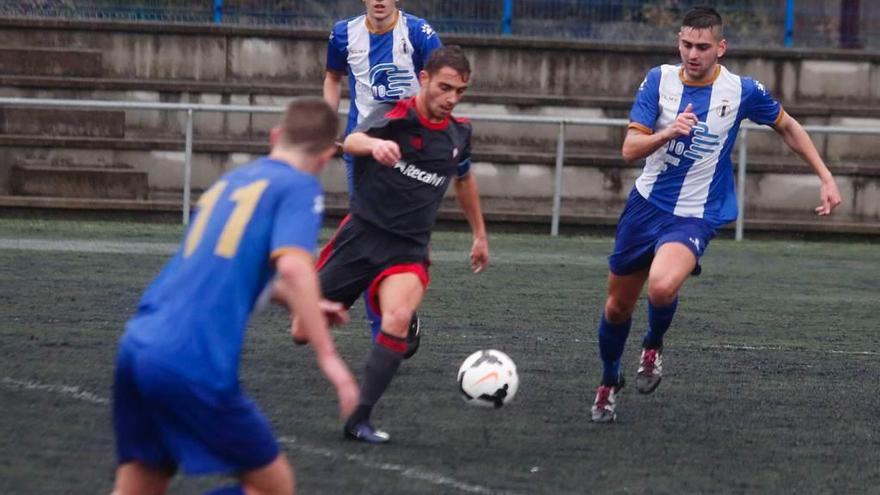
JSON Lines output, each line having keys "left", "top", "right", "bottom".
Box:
{"left": 306, "top": 46, "right": 489, "bottom": 443}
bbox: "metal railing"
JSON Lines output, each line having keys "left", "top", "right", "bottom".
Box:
{"left": 1, "top": 96, "right": 879, "bottom": 239}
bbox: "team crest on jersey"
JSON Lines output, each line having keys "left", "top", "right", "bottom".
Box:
{"left": 410, "top": 135, "right": 423, "bottom": 150}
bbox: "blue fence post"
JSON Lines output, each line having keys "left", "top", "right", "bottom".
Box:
{"left": 784, "top": 0, "right": 795, "bottom": 47}
{"left": 214, "top": 0, "right": 223, "bottom": 23}
{"left": 501, "top": 0, "right": 513, "bottom": 35}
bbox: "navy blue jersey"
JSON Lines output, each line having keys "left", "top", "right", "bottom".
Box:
{"left": 349, "top": 96, "right": 472, "bottom": 245}
{"left": 121, "top": 158, "right": 324, "bottom": 390}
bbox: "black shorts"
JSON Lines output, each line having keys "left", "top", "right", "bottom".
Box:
{"left": 317, "top": 215, "right": 430, "bottom": 314}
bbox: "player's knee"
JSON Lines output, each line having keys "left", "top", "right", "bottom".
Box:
{"left": 647, "top": 279, "right": 679, "bottom": 306}
{"left": 604, "top": 297, "right": 635, "bottom": 323}
{"left": 380, "top": 306, "right": 414, "bottom": 337}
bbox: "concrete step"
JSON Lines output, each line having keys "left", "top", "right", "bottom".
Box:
{"left": 4, "top": 75, "right": 880, "bottom": 118}
{"left": 1, "top": 134, "right": 877, "bottom": 177}
{"left": 0, "top": 108, "right": 125, "bottom": 138}
{"left": 10, "top": 165, "right": 148, "bottom": 200}
{"left": 0, "top": 48, "right": 103, "bottom": 77}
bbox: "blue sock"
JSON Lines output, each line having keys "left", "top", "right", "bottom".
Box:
{"left": 643, "top": 298, "right": 678, "bottom": 349}
{"left": 363, "top": 291, "right": 382, "bottom": 342}
{"left": 204, "top": 486, "right": 244, "bottom": 495}
{"left": 598, "top": 315, "right": 631, "bottom": 386}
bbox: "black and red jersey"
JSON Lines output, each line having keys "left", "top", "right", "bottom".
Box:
{"left": 350, "top": 96, "right": 472, "bottom": 246}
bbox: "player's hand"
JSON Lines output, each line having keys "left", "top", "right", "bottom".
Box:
{"left": 326, "top": 358, "right": 358, "bottom": 418}
{"left": 667, "top": 103, "right": 698, "bottom": 138}
{"left": 816, "top": 177, "right": 842, "bottom": 216}
{"left": 469, "top": 235, "right": 489, "bottom": 274}
{"left": 320, "top": 299, "right": 350, "bottom": 327}
{"left": 371, "top": 139, "right": 402, "bottom": 166}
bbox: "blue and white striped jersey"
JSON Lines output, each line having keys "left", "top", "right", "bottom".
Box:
{"left": 628, "top": 64, "right": 784, "bottom": 227}
{"left": 326, "top": 10, "right": 442, "bottom": 135}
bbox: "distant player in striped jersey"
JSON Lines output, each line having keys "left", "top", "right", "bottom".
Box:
{"left": 324, "top": 0, "right": 443, "bottom": 356}
{"left": 590, "top": 7, "right": 842, "bottom": 423}
{"left": 324, "top": 0, "right": 443, "bottom": 193}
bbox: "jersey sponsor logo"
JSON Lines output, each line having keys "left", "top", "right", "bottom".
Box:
{"left": 369, "top": 63, "right": 415, "bottom": 99}
{"left": 683, "top": 122, "right": 721, "bottom": 161}
{"left": 393, "top": 160, "right": 447, "bottom": 187}
{"left": 659, "top": 122, "right": 721, "bottom": 171}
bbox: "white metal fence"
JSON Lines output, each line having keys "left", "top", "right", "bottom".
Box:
{"left": 2, "top": 96, "right": 879, "bottom": 240}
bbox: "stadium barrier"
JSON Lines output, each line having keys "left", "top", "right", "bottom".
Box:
{"left": 1, "top": 0, "right": 877, "bottom": 49}
{"left": 1, "top": 96, "right": 878, "bottom": 239}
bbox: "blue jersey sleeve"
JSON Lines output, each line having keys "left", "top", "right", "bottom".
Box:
{"left": 628, "top": 67, "right": 662, "bottom": 134}
{"left": 270, "top": 180, "right": 323, "bottom": 256}
{"left": 408, "top": 16, "right": 442, "bottom": 73}
{"left": 326, "top": 21, "right": 349, "bottom": 74}
{"left": 742, "top": 77, "right": 783, "bottom": 127}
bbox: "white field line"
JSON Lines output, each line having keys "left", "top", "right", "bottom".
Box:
{"left": 277, "top": 436, "right": 518, "bottom": 495}
{"left": 0, "top": 237, "right": 605, "bottom": 266}
{"left": 1, "top": 376, "right": 519, "bottom": 495}
{"left": 1, "top": 377, "right": 110, "bottom": 405}
{"left": 563, "top": 339, "right": 879, "bottom": 357}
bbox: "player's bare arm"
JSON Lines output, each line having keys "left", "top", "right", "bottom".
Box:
{"left": 772, "top": 112, "right": 842, "bottom": 215}
{"left": 276, "top": 249, "right": 358, "bottom": 418}
{"left": 454, "top": 173, "right": 489, "bottom": 273}
{"left": 322, "top": 70, "right": 344, "bottom": 113}
{"left": 622, "top": 103, "right": 698, "bottom": 163}
{"left": 343, "top": 132, "right": 401, "bottom": 166}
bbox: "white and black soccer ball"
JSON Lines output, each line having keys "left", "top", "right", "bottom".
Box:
{"left": 457, "top": 349, "right": 519, "bottom": 408}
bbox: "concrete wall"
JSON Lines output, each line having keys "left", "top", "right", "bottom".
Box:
{"left": 1, "top": 18, "right": 879, "bottom": 228}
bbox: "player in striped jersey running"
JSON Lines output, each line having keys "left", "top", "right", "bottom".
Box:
{"left": 591, "top": 7, "right": 842, "bottom": 423}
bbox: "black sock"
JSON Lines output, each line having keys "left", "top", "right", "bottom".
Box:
{"left": 348, "top": 332, "right": 405, "bottom": 425}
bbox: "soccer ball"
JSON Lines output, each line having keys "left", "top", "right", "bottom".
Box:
{"left": 457, "top": 349, "right": 519, "bottom": 408}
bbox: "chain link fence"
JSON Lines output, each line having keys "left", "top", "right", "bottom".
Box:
{"left": 0, "top": 1, "right": 878, "bottom": 49}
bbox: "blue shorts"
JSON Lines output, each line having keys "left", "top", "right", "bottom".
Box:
{"left": 608, "top": 189, "right": 716, "bottom": 276}
{"left": 113, "top": 345, "right": 279, "bottom": 476}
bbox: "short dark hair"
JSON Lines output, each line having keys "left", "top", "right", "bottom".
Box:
{"left": 424, "top": 45, "right": 471, "bottom": 78}
{"left": 278, "top": 97, "right": 338, "bottom": 153}
{"left": 682, "top": 7, "right": 723, "bottom": 36}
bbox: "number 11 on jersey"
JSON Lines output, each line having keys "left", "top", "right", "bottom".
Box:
{"left": 183, "top": 179, "right": 269, "bottom": 259}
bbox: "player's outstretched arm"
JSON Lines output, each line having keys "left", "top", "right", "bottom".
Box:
{"left": 343, "top": 132, "right": 401, "bottom": 166}
{"left": 275, "top": 250, "right": 358, "bottom": 418}
{"left": 454, "top": 173, "right": 489, "bottom": 273}
{"left": 772, "top": 113, "right": 842, "bottom": 215}
{"left": 622, "top": 103, "right": 698, "bottom": 163}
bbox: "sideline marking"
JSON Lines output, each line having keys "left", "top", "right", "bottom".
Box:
{"left": 0, "top": 237, "right": 605, "bottom": 266}
{"left": 2, "top": 376, "right": 519, "bottom": 495}
{"left": 278, "top": 437, "right": 518, "bottom": 495}
{"left": 1, "top": 377, "right": 110, "bottom": 405}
